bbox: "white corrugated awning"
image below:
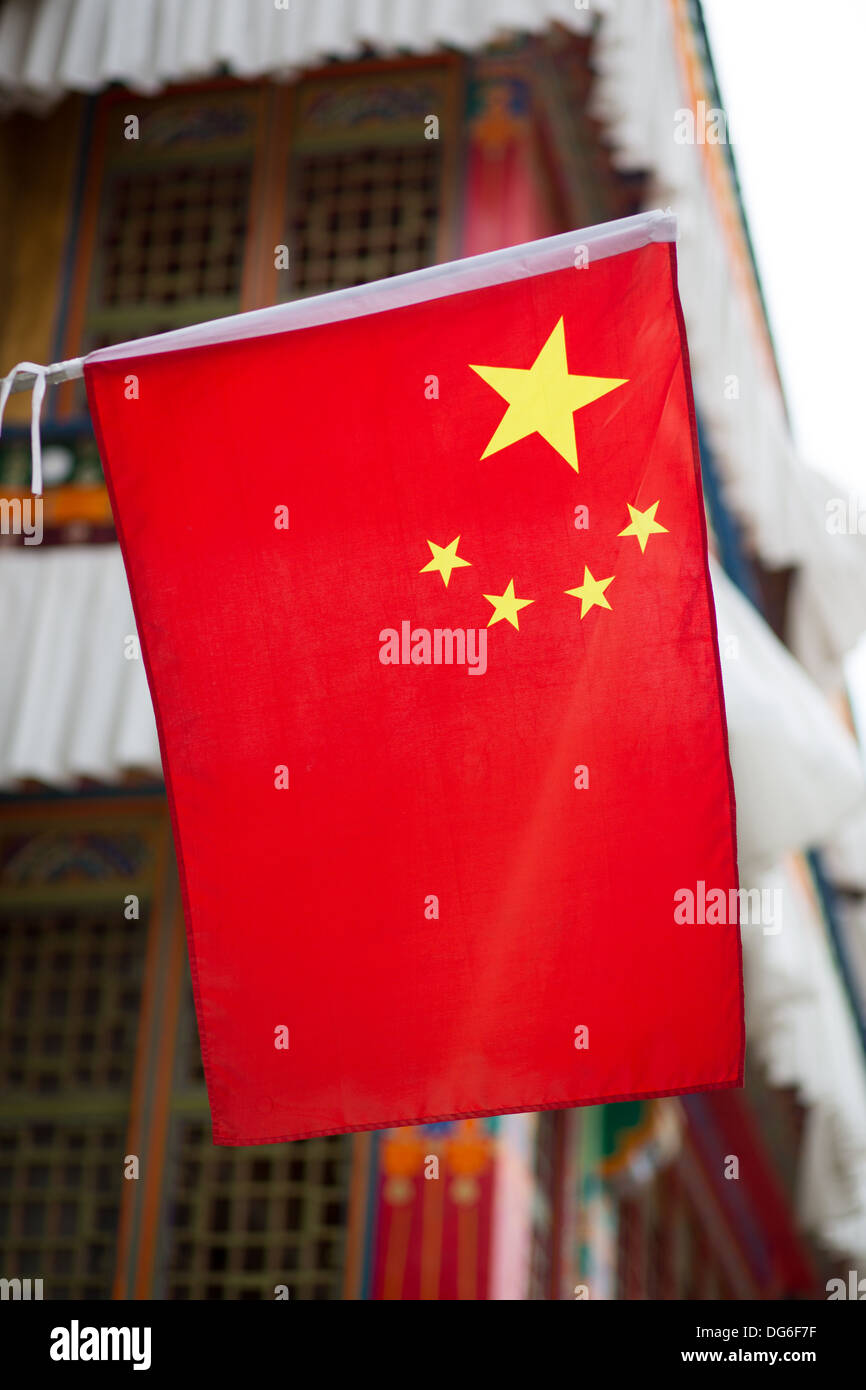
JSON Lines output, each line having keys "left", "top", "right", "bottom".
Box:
{"left": 0, "top": 0, "right": 593, "bottom": 107}
{"left": 0, "top": 545, "right": 160, "bottom": 785}
{"left": 823, "top": 808, "right": 866, "bottom": 893}
{"left": 710, "top": 559, "right": 866, "bottom": 874}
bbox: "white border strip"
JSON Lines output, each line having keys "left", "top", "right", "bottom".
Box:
{"left": 84, "top": 210, "right": 675, "bottom": 369}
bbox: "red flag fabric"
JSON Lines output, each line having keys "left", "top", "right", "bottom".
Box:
{"left": 85, "top": 211, "right": 743, "bottom": 1144}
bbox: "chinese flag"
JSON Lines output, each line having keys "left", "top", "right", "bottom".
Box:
{"left": 85, "top": 212, "right": 743, "bottom": 1144}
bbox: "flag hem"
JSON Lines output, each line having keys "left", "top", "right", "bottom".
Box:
{"left": 209, "top": 1074, "right": 744, "bottom": 1147}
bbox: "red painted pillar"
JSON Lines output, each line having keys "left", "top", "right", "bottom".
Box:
{"left": 462, "top": 74, "right": 559, "bottom": 257}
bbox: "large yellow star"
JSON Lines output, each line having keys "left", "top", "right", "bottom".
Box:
{"left": 420, "top": 536, "right": 471, "bottom": 586}
{"left": 565, "top": 567, "right": 614, "bottom": 619}
{"left": 469, "top": 318, "right": 627, "bottom": 472}
{"left": 618, "top": 500, "right": 668, "bottom": 553}
{"left": 483, "top": 579, "right": 534, "bottom": 630}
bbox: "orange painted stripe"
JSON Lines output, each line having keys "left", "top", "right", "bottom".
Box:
{"left": 0, "top": 484, "right": 113, "bottom": 526}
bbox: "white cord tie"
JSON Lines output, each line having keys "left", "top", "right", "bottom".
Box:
{"left": 0, "top": 361, "right": 48, "bottom": 496}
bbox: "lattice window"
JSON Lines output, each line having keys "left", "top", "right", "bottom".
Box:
{"left": 279, "top": 63, "right": 457, "bottom": 302}
{"left": 162, "top": 1117, "right": 350, "bottom": 1300}
{"left": 0, "top": 911, "right": 144, "bottom": 1095}
{"left": 93, "top": 163, "right": 250, "bottom": 322}
{"left": 0, "top": 902, "right": 144, "bottom": 1299}
{"left": 57, "top": 89, "right": 263, "bottom": 422}
{"left": 0, "top": 805, "right": 163, "bottom": 1299}
{"left": 161, "top": 980, "right": 352, "bottom": 1300}
{"left": 285, "top": 143, "right": 441, "bottom": 298}
{"left": 0, "top": 1121, "right": 126, "bottom": 1299}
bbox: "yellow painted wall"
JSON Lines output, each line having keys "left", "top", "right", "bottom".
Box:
{"left": 0, "top": 97, "right": 84, "bottom": 422}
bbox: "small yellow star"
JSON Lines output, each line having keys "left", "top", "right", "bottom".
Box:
{"left": 419, "top": 536, "right": 472, "bottom": 587}
{"left": 483, "top": 579, "right": 534, "bottom": 630}
{"left": 618, "top": 500, "right": 668, "bottom": 553}
{"left": 565, "top": 567, "right": 614, "bottom": 619}
{"left": 469, "top": 317, "right": 627, "bottom": 472}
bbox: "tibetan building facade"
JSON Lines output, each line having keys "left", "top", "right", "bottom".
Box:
{"left": 2, "top": 0, "right": 866, "bottom": 1299}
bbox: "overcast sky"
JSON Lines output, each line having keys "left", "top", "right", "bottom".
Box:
{"left": 702, "top": 0, "right": 865, "bottom": 497}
